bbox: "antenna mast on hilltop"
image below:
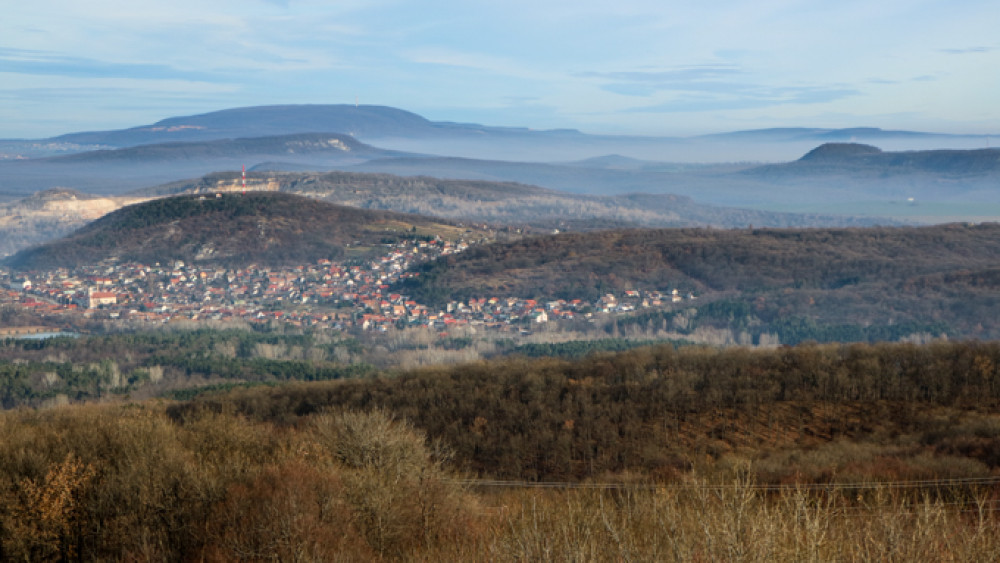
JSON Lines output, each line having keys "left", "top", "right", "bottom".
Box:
{"left": 242, "top": 165, "right": 246, "bottom": 194}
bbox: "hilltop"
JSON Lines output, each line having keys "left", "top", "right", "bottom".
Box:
{"left": 799, "top": 143, "right": 884, "bottom": 160}
{"left": 4, "top": 192, "right": 471, "bottom": 270}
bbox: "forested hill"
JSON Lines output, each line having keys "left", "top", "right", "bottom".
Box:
{"left": 395, "top": 223, "right": 1000, "bottom": 338}
{"left": 5, "top": 192, "right": 466, "bottom": 269}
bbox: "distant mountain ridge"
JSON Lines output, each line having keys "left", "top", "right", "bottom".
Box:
{"left": 3, "top": 105, "right": 989, "bottom": 162}
{"left": 42, "top": 105, "right": 581, "bottom": 148}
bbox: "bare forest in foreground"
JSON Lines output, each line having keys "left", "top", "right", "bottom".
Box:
{"left": 2, "top": 340, "right": 1000, "bottom": 560}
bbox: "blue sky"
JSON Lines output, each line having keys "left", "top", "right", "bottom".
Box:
{"left": 2, "top": 0, "right": 998, "bottom": 138}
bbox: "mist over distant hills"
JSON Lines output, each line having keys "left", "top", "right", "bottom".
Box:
{"left": 0, "top": 167, "right": 897, "bottom": 261}
{"left": 140, "top": 169, "right": 892, "bottom": 230}
{"left": 3, "top": 104, "right": 991, "bottom": 161}
{"left": 0, "top": 104, "right": 997, "bottom": 225}
{"left": 46, "top": 132, "right": 394, "bottom": 163}
{"left": 0, "top": 133, "right": 411, "bottom": 195}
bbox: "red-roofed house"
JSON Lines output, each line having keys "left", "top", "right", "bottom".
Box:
{"left": 87, "top": 289, "right": 117, "bottom": 309}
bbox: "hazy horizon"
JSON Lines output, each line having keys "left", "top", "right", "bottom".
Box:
{"left": 3, "top": 1, "right": 999, "bottom": 139}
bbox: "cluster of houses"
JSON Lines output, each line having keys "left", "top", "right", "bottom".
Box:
{"left": 1, "top": 236, "right": 695, "bottom": 333}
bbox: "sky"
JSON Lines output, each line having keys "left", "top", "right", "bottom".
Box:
{"left": 2, "top": 0, "right": 999, "bottom": 139}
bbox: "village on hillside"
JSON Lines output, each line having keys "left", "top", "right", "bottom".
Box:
{"left": 1, "top": 236, "right": 694, "bottom": 334}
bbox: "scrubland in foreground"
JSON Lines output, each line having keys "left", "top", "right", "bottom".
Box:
{"left": 0, "top": 401, "right": 998, "bottom": 561}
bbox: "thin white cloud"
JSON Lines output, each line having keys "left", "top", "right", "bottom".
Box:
{"left": 0, "top": 48, "right": 218, "bottom": 81}
{"left": 577, "top": 64, "right": 859, "bottom": 113}
{"left": 0, "top": 74, "right": 239, "bottom": 96}
{"left": 404, "top": 48, "right": 554, "bottom": 81}
{"left": 940, "top": 47, "right": 992, "bottom": 55}
{"left": 626, "top": 86, "right": 859, "bottom": 114}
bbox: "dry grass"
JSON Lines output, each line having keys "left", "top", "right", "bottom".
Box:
{"left": 465, "top": 471, "right": 1000, "bottom": 562}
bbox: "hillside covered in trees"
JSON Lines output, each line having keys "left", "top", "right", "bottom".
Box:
{"left": 5, "top": 192, "right": 472, "bottom": 269}
{"left": 7, "top": 328, "right": 1000, "bottom": 485}
{"left": 396, "top": 223, "right": 1000, "bottom": 339}
{"left": 173, "top": 339, "right": 1000, "bottom": 483}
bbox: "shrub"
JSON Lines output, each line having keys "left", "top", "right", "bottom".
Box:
{"left": 312, "top": 408, "right": 480, "bottom": 558}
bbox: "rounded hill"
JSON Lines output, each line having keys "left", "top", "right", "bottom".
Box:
{"left": 5, "top": 192, "right": 462, "bottom": 270}
{"left": 799, "top": 143, "right": 883, "bottom": 161}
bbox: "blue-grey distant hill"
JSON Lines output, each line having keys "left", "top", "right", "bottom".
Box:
{"left": 3, "top": 104, "right": 990, "bottom": 162}
{"left": 343, "top": 142, "right": 1000, "bottom": 201}
{"left": 759, "top": 142, "right": 1000, "bottom": 175}
{"left": 47, "top": 105, "right": 485, "bottom": 146}
{"left": 736, "top": 143, "right": 1000, "bottom": 208}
